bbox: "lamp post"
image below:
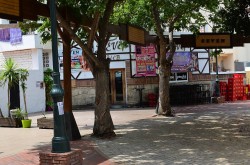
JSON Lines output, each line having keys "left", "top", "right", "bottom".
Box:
{"left": 215, "top": 49, "right": 220, "bottom": 97}
{"left": 49, "top": 0, "right": 70, "bottom": 153}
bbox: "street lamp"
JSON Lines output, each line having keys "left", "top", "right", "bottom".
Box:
{"left": 215, "top": 49, "right": 220, "bottom": 97}
{"left": 49, "top": 0, "right": 70, "bottom": 153}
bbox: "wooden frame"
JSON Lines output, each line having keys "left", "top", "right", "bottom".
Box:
{"left": 109, "top": 69, "right": 126, "bottom": 104}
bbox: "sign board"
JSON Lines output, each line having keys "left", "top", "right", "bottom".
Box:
{"left": 128, "top": 25, "right": 145, "bottom": 46}
{"left": 195, "top": 34, "right": 232, "bottom": 48}
{"left": 0, "top": 0, "right": 21, "bottom": 20}
{"left": 119, "top": 24, "right": 146, "bottom": 46}
{"left": 135, "top": 45, "right": 156, "bottom": 76}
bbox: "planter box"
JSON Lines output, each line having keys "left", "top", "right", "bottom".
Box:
{"left": 0, "top": 117, "right": 22, "bottom": 127}
{"left": 37, "top": 117, "right": 54, "bottom": 129}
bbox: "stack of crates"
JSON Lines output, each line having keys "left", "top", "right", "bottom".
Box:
{"left": 147, "top": 93, "right": 157, "bottom": 107}
{"left": 219, "top": 82, "right": 227, "bottom": 99}
{"left": 227, "top": 74, "right": 244, "bottom": 101}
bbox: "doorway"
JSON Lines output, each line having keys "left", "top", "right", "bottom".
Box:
{"left": 109, "top": 69, "right": 126, "bottom": 105}
{"left": 10, "top": 82, "right": 20, "bottom": 109}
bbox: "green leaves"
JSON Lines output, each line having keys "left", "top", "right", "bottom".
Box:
{"left": 209, "top": 0, "right": 250, "bottom": 35}
{"left": 114, "top": 0, "right": 221, "bottom": 33}
{"left": 19, "top": 69, "right": 29, "bottom": 92}
{"left": 0, "top": 58, "right": 19, "bottom": 88}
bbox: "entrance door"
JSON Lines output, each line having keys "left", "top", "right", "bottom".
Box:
{"left": 10, "top": 82, "right": 20, "bottom": 109}
{"left": 109, "top": 69, "right": 126, "bottom": 104}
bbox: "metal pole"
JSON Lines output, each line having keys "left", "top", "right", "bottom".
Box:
{"left": 215, "top": 49, "right": 220, "bottom": 97}
{"left": 49, "top": 0, "right": 70, "bottom": 153}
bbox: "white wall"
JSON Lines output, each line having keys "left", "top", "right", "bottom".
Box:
{"left": 20, "top": 70, "right": 45, "bottom": 114}
{"left": 0, "top": 34, "right": 43, "bottom": 52}
{"left": 0, "top": 48, "right": 45, "bottom": 116}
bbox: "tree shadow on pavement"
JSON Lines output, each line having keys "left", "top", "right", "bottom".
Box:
{"left": 93, "top": 102, "right": 250, "bottom": 165}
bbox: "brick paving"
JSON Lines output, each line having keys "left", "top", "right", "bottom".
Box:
{"left": 0, "top": 101, "right": 250, "bottom": 164}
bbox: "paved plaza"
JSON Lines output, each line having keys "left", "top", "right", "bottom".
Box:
{"left": 1, "top": 101, "right": 250, "bottom": 164}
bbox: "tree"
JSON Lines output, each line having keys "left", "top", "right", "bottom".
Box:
{"left": 0, "top": 58, "right": 20, "bottom": 117}
{"left": 20, "top": 0, "right": 124, "bottom": 138}
{"left": 53, "top": 0, "right": 123, "bottom": 137}
{"left": 209, "top": 0, "right": 250, "bottom": 36}
{"left": 19, "top": 69, "right": 29, "bottom": 118}
{"left": 114, "top": 0, "right": 221, "bottom": 116}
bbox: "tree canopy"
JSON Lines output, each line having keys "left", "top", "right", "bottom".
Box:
{"left": 113, "top": 0, "right": 222, "bottom": 115}
{"left": 209, "top": 0, "right": 250, "bottom": 36}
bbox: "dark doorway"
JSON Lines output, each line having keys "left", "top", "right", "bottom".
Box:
{"left": 10, "top": 82, "right": 20, "bottom": 109}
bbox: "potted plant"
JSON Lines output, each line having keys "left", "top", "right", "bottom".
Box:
{"left": 11, "top": 108, "right": 24, "bottom": 127}
{"left": 0, "top": 58, "right": 20, "bottom": 118}
{"left": 0, "top": 58, "right": 23, "bottom": 127}
{"left": 19, "top": 69, "right": 31, "bottom": 128}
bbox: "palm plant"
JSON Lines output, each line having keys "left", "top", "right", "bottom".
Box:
{"left": 0, "top": 58, "right": 20, "bottom": 117}
{"left": 19, "top": 69, "right": 29, "bottom": 118}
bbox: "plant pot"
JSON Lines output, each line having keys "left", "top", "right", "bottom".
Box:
{"left": 37, "top": 117, "right": 53, "bottom": 129}
{"left": 0, "top": 117, "right": 22, "bottom": 127}
{"left": 21, "top": 119, "right": 32, "bottom": 128}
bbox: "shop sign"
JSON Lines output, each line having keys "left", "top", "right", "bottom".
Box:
{"left": 94, "top": 37, "right": 130, "bottom": 54}
{"left": 176, "top": 72, "right": 188, "bottom": 81}
{"left": 195, "top": 34, "right": 231, "bottom": 48}
{"left": 127, "top": 25, "right": 145, "bottom": 46}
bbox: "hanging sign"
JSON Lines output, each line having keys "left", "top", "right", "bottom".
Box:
{"left": 195, "top": 34, "right": 231, "bottom": 48}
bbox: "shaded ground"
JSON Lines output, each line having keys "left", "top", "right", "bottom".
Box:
{"left": 1, "top": 101, "right": 250, "bottom": 164}
{"left": 94, "top": 102, "right": 250, "bottom": 165}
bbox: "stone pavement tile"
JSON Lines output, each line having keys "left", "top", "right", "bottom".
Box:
{"left": 0, "top": 138, "right": 115, "bottom": 165}
{"left": 94, "top": 101, "right": 250, "bottom": 165}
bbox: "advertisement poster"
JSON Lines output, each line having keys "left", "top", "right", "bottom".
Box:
{"left": 135, "top": 45, "right": 156, "bottom": 76}
{"left": 59, "top": 49, "right": 90, "bottom": 71}
{"left": 168, "top": 52, "right": 199, "bottom": 73}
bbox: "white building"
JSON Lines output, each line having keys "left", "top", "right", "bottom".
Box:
{"left": 0, "top": 19, "right": 49, "bottom": 116}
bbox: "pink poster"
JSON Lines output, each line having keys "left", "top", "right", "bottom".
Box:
{"left": 135, "top": 45, "right": 156, "bottom": 76}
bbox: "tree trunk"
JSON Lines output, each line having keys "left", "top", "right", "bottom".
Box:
{"left": 62, "top": 26, "right": 81, "bottom": 141}
{"left": 157, "top": 40, "right": 172, "bottom": 116}
{"left": 93, "top": 65, "right": 115, "bottom": 138}
{"left": 8, "top": 85, "right": 10, "bottom": 117}
{"left": 23, "top": 91, "right": 28, "bottom": 118}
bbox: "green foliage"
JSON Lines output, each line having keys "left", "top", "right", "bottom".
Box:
{"left": 18, "top": 21, "right": 42, "bottom": 34}
{"left": 0, "top": 58, "right": 30, "bottom": 117}
{"left": 44, "top": 68, "right": 53, "bottom": 88}
{"left": 209, "top": 0, "right": 250, "bottom": 35}
{"left": 113, "top": 0, "right": 221, "bottom": 33}
{"left": 44, "top": 68, "right": 53, "bottom": 110}
{"left": 19, "top": 69, "right": 29, "bottom": 92}
{"left": 210, "top": 49, "right": 223, "bottom": 57}
{"left": 13, "top": 108, "right": 27, "bottom": 119}
{"left": 37, "top": 18, "right": 52, "bottom": 44}
{"left": 18, "top": 69, "right": 29, "bottom": 115}
{"left": 0, "top": 58, "right": 19, "bottom": 89}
